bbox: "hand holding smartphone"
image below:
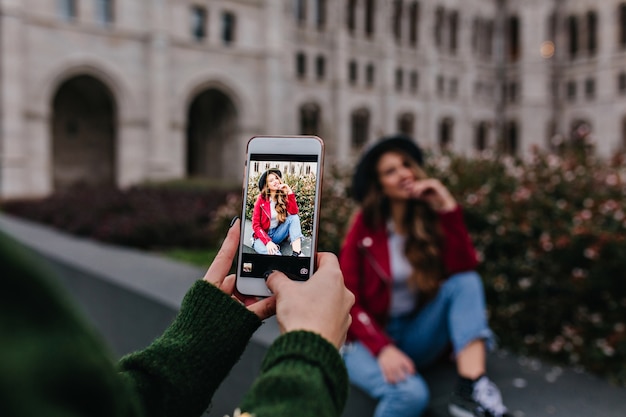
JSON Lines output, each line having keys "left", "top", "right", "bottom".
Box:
{"left": 235, "top": 136, "right": 324, "bottom": 297}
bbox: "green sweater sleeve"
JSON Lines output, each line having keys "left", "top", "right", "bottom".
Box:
{"left": 239, "top": 331, "right": 349, "bottom": 417}
{"left": 119, "top": 280, "right": 262, "bottom": 417}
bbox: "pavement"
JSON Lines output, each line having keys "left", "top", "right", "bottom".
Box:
{"left": 1, "top": 212, "right": 625, "bottom": 417}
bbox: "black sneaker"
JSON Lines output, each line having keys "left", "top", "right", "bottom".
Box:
{"left": 448, "top": 376, "right": 512, "bottom": 417}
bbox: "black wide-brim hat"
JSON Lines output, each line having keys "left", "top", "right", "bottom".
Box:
{"left": 258, "top": 168, "right": 283, "bottom": 191}
{"left": 352, "top": 134, "right": 424, "bottom": 202}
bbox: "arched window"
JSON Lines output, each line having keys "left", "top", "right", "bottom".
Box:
{"left": 409, "top": 2, "right": 420, "bottom": 46}
{"left": 347, "top": 0, "right": 357, "bottom": 33}
{"left": 300, "top": 103, "right": 321, "bottom": 136}
{"left": 351, "top": 108, "right": 370, "bottom": 149}
{"left": 587, "top": 11, "right": 598, "bottom": 55}
{"left": 365, "top": 0, "right": 375, "bottom": 36}
{"left": 398, "top": 113, "right": 415, "bottom": 137}
{"left": 439, "top": 117, "right": 454, "bottom": 151}
{"left": 434, "top": 7, "right": 444, "bottom": 48}
{"left": 503, "top": 121, "right": 519, "bottom": 155}
{"left": 568, "top": 15, "right": 579, "bottom": 58}
{"left": 392, "top": 0, "right": 403, "bottom": 42}
{"left": 449, "top": 11, "right": 459, "bottom": 54}
{"left": 507, "top": 15, "right": 521, "bottom": 62}
{"left": 475, "top": 122, "right": 489, "bottom": 151}
{"left": 315, "top": 0, "right": 326, "bottom": 28}
{"left": 294, "top": 0, "right": 306, "bottom": 23}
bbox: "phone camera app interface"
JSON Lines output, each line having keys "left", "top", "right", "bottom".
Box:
{"left": 241, "top": 153, "right": 318, "bottom": 281}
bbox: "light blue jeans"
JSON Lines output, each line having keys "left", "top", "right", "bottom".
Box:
{"left": 253, "top": 214, "right": 304, "bottom": 255}
{"left": 342, "top": 271, "right": 495, "bottom": 417}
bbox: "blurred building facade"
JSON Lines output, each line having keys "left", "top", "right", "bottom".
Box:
{"left": 1, "top": 0, "right": 626, "bottom": 198}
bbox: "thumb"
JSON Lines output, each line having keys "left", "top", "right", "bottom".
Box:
{"left": 264, "top": 270, "right": 292, "bottom": 294}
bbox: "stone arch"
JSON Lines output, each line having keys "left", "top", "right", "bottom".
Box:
{"left": 51, "top": 74, "right": 117, "bottom": 190}
{"left": 186, "top": 87, "right": 239, "bottom": 179}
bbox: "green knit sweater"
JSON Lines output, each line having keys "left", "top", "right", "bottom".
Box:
{"left": 0, "top": 231, "right": 348, "bottom": 417}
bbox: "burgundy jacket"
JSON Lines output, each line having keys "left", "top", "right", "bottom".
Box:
{"left": 338, "top": 205, "right": 478, "bottom": 356}
{"left": 251, "top": 193, "right": 299, "bottom": 245}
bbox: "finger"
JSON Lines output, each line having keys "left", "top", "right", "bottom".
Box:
{"left": 203, "top": 218, "right": 240, "bottom": 284}
{"left": 265, "top": 270, "right": 293, "bottom": 294}
{"left": 247, "top": 295, "right": 277, "bottom": 320}
{"left": 221, "top": 274, "right": 236, "bottom": 295}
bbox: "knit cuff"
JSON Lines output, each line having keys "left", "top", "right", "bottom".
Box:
{"left": 261, "top": 331, "right": 348, "bottom": 410}
{"left": 166, "top": 280, "right": 261, "bottom": 345}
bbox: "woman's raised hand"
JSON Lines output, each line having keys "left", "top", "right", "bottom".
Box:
{"left": 278, "top": 183, "right": 294, "bottom": 195}
{"left": 406, "top": 178, "right": 457, "bottom": 212}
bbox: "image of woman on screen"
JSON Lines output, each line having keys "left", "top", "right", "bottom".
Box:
{"left": 251, "top": 168, "right": 305, "bottom": 256}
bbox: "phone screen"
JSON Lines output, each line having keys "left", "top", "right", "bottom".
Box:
{"left": 239, "top": 152, "right": 320, "bottom": 282}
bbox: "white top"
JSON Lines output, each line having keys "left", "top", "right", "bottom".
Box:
{"left": 387, "top": 223, "right": 417, "bottom": 317}
{"left": 270, "top": 200, "right": 279, "bottom": 229}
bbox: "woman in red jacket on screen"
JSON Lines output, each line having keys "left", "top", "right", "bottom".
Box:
{"left": 339, "top": 135, "right": 511, "bottom": 417}
{"left": 252, "top": 168, "right": 304, "bottom": 256}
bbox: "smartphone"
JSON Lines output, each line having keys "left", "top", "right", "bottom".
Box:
{"left": 235, "top": 135, "right": 324, "bottom": 297}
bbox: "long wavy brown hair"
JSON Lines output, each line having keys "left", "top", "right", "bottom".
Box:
{"left": 362, "top": 150, "right": 445, "bottom": 299}
{"left": 261, "top": 173, "right": 288, "bottom": 224}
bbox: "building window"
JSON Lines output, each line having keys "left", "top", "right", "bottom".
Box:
{"left": 349, "top": 60, "right": 358, "bottom": 84}
{"left": 619, "top": 72, "right": 626, "bottom": 94}
{"left": 365, "top": 0, "right": 375, "bottom": 37}
{"left": 475, "top": 122, "right": 489, "bottom": 151}
{"left": 393, "top": 0, "right": 402, "bottom": 42}
{"left": 300, "top": 103, "right": 321, "bottom": 136}
{"left": 347, "top": 0, "right": 357, "bottom": 33}
{"left": 620, "top": 4, "right": 626, "bottom": 48}
{"left": 315, "top": 55, "right": 326, "bottom": 80}
{"left": 351, "top": 109, "right": 370, "bottom": 149}
{"left": 409, "top": 71, "right": 419, "bottom": 93}
{"left": 222, "top": 11, "right": 236, "bottom": 45}
{"left": 567, "top": 80, "right": 577, "bottom": 101}
{"left": 59, "top": 0, "right": 77, "bottom": 21}
{"left": 95, "top": 0, "right": 114, "bottom": 25}
{"left": 504, "top": 121, "right": 519, "bottom": 155}
{"left": 449, "top": 11, "right": 459, "bottom": 54}
{"left": 507, "top": 15, "right": 520, "bottom": 62}
{"left": 191, "top": 6, "right": 207, "bottom": 41}
{"left": 366, "top": 63, "right": 375, "bottom": 86}
{"left": 439, "top": 117, "right": 454, "bottom": 151}
{"left": 585, "top": 78, "right": 596, "bottom": 100}
{"left": 568, "top": 15, "right": 579, "bottom": 59}
{"left": 587, "top": 11, "right": 598, "bottom": 55}
{"left": 395, "top": 68, "right": 404, "bottom": 91}
{"left": 295, "top": 0, "right": 306, "bottom": 23}
{"left": 296, "top": 53, "right": 307, "bottom": 79}
{"left": 409, "top": 2, "right": 420, "bottom": 46}
{"left": 484, "top": 20, "right": 494, "bottom": 57}
{"left": 434, "top": 7, "right": 444, "bottom": 48}
{"left": 398, "top": 113, "right": 415, "bottom": 137}
{"left": 315, "top": 0, "right": 326, "bottom": 29}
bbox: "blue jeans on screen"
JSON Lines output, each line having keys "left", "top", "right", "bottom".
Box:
{"left": 253, "top": 214, "right": 304, "bottom": 255}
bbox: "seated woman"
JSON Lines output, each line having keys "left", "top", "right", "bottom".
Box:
{"left": 339, "top": 135, "right": 511, "bottom": 417}
{"left": 252, "top": 168, "right": 304, "bottom": 256}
